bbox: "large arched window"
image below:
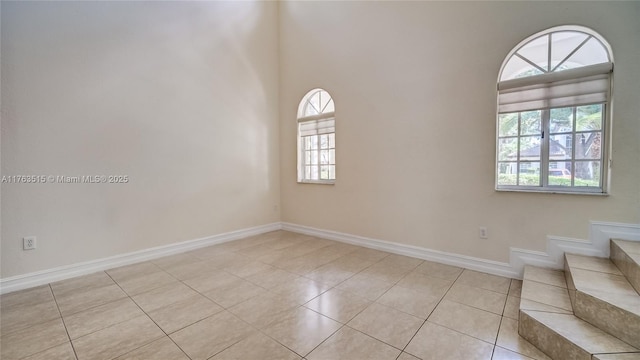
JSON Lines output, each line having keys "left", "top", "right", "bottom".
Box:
{"left": 297, "top": 88, "right": 336, "bottom": 183}
{"left": 496, "top": 26, "right": 613, "bottom": 193}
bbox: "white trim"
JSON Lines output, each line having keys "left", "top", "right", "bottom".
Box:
{"left": 510, "top": 221, "right": 640, "bottom": 277}
{"left": 3, "top": 220, "right": 638, "bottom": 294}
{"left": 282, "top": 221, "right": 640, "bottom": 281}
{"left": 0, "top": 223, "right": 281, "bottom": 295}
{"left": 281, "top": 222, "right": 520, "bottom": 279}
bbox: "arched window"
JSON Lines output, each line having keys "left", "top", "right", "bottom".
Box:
{"left": 297, "top": 88, "right": 336, "bottom": 183}
{"left": 496, "top": 26, "right": 613, "bottom": 193}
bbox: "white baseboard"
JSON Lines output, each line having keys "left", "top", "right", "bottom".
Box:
{"left": 283, "top": 221, "right": 640, "bottom": 280}
{"left": 3, "top": 220, "right": 638, "bottom": 294}
{"left": 281, "top": 222, "right": 520, "bottom": 279}
{"left": 0, "top": 222, "right": 281, "bottom": 295}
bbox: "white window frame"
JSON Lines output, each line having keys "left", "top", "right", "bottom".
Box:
{"left": 297, "top": 88, "right": 336, "bottom": 184}
{"left": 496, "top": 26, "right": 613, "bottom": 195}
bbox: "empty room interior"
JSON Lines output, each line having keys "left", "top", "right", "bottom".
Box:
{"left": 1, "top": 1, "right": 640, "bottom": 360}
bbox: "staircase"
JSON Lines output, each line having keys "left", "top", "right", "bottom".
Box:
{"left": 518, "top": 239, "right": 640, "bottom": 360}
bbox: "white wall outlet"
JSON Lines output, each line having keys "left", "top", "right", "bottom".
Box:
{"left": 23, "top": 236, "right": 37, "bottom": 250}
{"left": 479, "top": 227, "right": 488, "bottom": 239}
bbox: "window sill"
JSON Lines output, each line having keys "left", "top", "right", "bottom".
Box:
{"left": 297, "top": 180, "right": 335, "bottom": 185}
{"left": 495, "top": 187, "right": 608, "bottom": 196}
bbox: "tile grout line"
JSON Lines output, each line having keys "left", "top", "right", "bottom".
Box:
{"left": 48, "top": 283, "right": 81, "bottom": 360}
{"left": 103, "top": 270, "right": 193, "bottom": 360}
{"left": 397, "top": 268, "right": 465, "bottom": 358}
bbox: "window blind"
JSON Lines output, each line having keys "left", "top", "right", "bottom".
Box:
{"left": 298, "top": 112, "right": 335, "bottom": 137}
{"left": 497, "top": 62, "right": 612, "bottom": 113}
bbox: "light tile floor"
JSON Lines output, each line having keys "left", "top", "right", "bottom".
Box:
{"left": 0, "top": 230, "right": 542, "bottom": 360}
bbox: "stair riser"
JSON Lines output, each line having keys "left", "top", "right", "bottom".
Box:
{"left": 564, "top": 260, "right": 577, "bottom": 308}
{"left": 611, "top": 241, "right": 640, "bottom": 294}
{"left": 573, "top": 291, "right": 640, "bottom": 349}
{"left": 519, "top": 310, "right": 591, "bottom": 360}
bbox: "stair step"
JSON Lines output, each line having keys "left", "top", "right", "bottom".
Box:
{"left": 520, "top": 310, "right": 639, "bottom": 360}
{"left": 593, "top": 354, "right": 640, "bottom": 360}
{"left": 521, "top": 266, "right": 572, "bottom": 314}
{"left": 611, "top": 239, "right": 640, "bottom": 294}
{"left": 565, "top": 253, "right": 640, "bottom": 348}
{"left": 519, "top": 265, "right": 640, "bottom": 359}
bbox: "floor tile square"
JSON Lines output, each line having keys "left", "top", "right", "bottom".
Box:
{"left": 151, "top": 252, "right": 201, "bottom": 270}
{"left": 349, "top": 247, "right": 390, "bottom": 262}
{"left": 202, "top": 277, "right": 267, "bottom": 308}
{"left": 509, "top": 279, "right": 523, "bottom": 298}
{"left": 263, "top": 307, "right": 342, "bottom": 356}
{"left": 376, "top": 285, "right": 441, "bottom": 319}
{"left": 414, "top": 261, "right": 463, "bottom": 281}
{"left": 359, "top": 263, "right": 412, "bottom": 283}
{"left": 211, "top": 333, "right": 301, "bottom": 360}
{"left": 305, "top": 288, "right": 371, "bottom": 323}
{"left": 170, "top": 310, "right": 256, "bottom": 360}
{"left": 396, "top": 271, "right": 453, "bottom": 296}
{"left": 162, "top": 260, "right": 220, "bottom": 281}
{"left": 376, "top": 254, "right": 423, "bottom": 272}
{"left": 55, "top": 283, "right": 127, "bottom": 316}
{"left": 0, "top": 318, "right": 69, "bottom": 360}
{"left": 114, "top": 337, "right": 189, "bottom": 360}
{"left": 50, "top": 272, "right": 115, "bottom": 298}
{"left": 148, "top": 293, "right": 223, "bottom": 334}
{"left": 106, "top": 262, "right": 163, "bottom": 284}
{"left": 271, "top": 277, "right": 331, "bottom": 305}
{"left": 492, "top": 346, "right": 538, "bottom": 360}
{"left": 444, "top": 282, "right": 507, "bottom": 315}
{"left": 347, "top": 302, "right": 423, "bottom": 349}
{"left": 131, "top": 281, "right": 198, "bottom": 312}
{"left": 65, "top": 297, "right": 144, "bottom": 339}
{"left": 228, "top": 292, "right": 300, "bottom": 329}
{"left": 20, "top": 342, "right": 76, "bottom": 360}
{"left": 427, "top": 299, "right": 501, "bottom": 343}
{"left": 405, "top": 322, "right": 494, "bottom": 360}
{"left": 306, "top": 326, "right": 401, "bottom": 360}
{"left": 182, "top": 271, "right": 240, "bottom": 293}
{"left": 115, "top": 271, "right": 178, "bottom": 296}
{"left": 397, "top": 352, "right": 421, "bottom": 360}
{"left": 1, "top": 297, "right": 60, "bottom": 336}
{"left": 72, "top": 316, "right": 164, "bottom": 360}
{"left": 246, "top": 267, "right": 300, "bottom": 289}
{"left": 305, "top": 264, "right": 356, "bottom": 287}
{"left": 0, "top": 285, "right": 55, "bottom": 311}
{"left": 224, "top": 260, "right": 275, "bottom": 278}
{"left": 456, "top": 270, "right": 511, "bottom": 294}
{"left": 337, "top": 273, "right": 394, "bottom": 301}
{"left": 503, "top": 296, "right": 520, "bottom": 320}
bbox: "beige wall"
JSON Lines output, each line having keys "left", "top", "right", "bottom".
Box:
{"left": 279, "top": 2, "right": 640, "bottom": 262}
{"left": 1, "top": 1, "right": 281, "bottom": 277}
{"left": 2, "top": 1, "right": 639, "bottom": 280}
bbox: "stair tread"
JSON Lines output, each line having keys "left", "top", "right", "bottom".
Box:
{"left": 522, "top": 309, "right": 639, "bottom": 354}
{"left": 565, "top": 253, "right": 623, "bottom": 275}
{"left": 593, "top": 353, "right": 640, "bottom": 360}
{"left": 566, "top": 255, "right": 640, "bottom": 316}
{"left": 613, "top": 239, "right": 640, "bottom": 257}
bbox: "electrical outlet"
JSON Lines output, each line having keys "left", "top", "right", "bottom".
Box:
{"left": 23, "top": 236, "right": 36, "bottom": 250}
{"left": 479, "top": 227, "right": 488, "bottom": 239}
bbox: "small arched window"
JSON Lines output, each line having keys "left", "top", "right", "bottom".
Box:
{"left": 297, "top": 88, "right": 336, "bottom": 183}
{"left": 496, "top": 26, "right": 613, "bottom": 193}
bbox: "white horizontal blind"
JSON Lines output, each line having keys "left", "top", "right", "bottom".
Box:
{"left": 498, "top": 62, "right": 612, "bottom": 113}
{"left": 298, "top": 112, "right": 335, "bottom": 137}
